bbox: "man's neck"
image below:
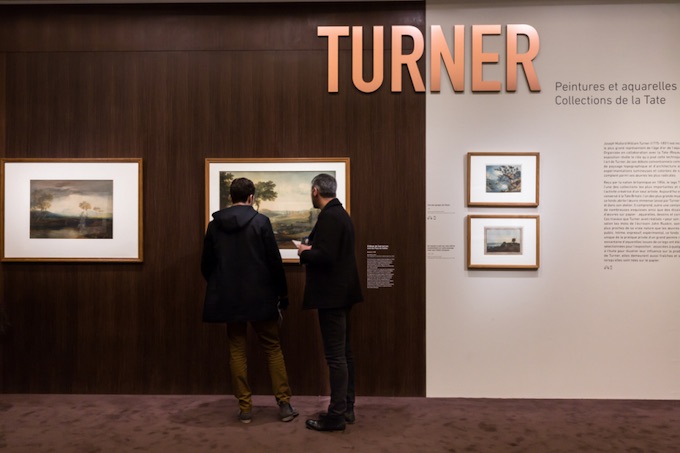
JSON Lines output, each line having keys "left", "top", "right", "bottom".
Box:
{"left": 317, "top": 197, "right": 334, "bottom": 210}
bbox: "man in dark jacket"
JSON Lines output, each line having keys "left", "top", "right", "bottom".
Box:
{"left": 201, "top": 177, "right": 298, "bottom": 424}
{"left": 296, "top": 173, "right": 363, "bottom": 432}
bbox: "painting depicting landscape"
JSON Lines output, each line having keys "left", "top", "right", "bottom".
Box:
{"left": 486, "top": 164, "right": 522, "bottom": 193}
{"left": 219, "top": 171, "right": 333, "bottom": 249}
{"left": 484, "top": 227, "right": 523, "bottom": 255}
{"left": 30, "top": 180, "right": 114, "bottom": 239}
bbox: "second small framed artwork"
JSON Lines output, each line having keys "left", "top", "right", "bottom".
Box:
{"left": 467, "top": 152, "right": 539, "bottom": 207}
{"left": 205, "top": 157, "right": 350, "bottom": 263}
{"left": 467, "top": 215, "right": 540, "bottom": 269}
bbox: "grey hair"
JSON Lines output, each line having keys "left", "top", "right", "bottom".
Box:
{"left": 311, "top": 173, "right": 337, "bottom": 198}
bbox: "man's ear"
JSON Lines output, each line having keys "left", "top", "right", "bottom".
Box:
{"left": 248, "top": 194, "right": 254, "bottom": 204}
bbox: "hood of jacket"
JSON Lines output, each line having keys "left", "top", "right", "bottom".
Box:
{"left": 212, "top": 205, "right": 258, "bottom": 233}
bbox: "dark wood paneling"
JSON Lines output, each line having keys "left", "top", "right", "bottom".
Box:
{"left": 0, "top": 3, "right": 420, "bottom": 52}
{"left": 0, "top": 3, "right": 425, "bottom": 396}
{"left": 0, "top": 52, "right": 5, "bottom": 391}
{"left": 0, "top": 53, "right": 4, "bottom": 154}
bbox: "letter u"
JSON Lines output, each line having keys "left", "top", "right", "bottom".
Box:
{"left": 352, "top": 26, "right": 384, "bottom": 93}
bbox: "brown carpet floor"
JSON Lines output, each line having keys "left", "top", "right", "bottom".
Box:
{"left": 0, "top": 394, "right": 678, "bottom": 452}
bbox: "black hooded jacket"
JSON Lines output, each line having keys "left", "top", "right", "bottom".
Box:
{"left": 201, "top": 205, "right": 287, "bottom": 323}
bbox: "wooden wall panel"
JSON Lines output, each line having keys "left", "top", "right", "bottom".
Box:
{"left": 0, "top": 52, "right": 5, "bottom": 391}
{"left": 0, "top": 3, "right": 425, "bottom": 396}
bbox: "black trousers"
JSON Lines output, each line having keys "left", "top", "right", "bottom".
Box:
{"left": 318, "top": 306, "right": 355, "bottom": 418}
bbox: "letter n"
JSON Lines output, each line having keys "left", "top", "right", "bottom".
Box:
{"left": 430, "top": 25, "right": 465, "bottom": 92}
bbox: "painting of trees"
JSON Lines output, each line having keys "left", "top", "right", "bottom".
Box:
{"left": 218, "top": 172, "right": 279, "bottom": 210}
{"left": 219, "top": 172, "right": 235, "bottom": 208}
{"left": 29, "top": 180, "right": 113, "bottom": 239}
{"left": 215, "top": 170, "right": 329, "bottom": 248}
{"left": 253, "top": 180, "right": 277, "bottom": 210}
{"left": 486, "top": 164, "right": 522, "bottom": 193}
{"left": 30, "top": 189, "right": 54, "bottom": 219}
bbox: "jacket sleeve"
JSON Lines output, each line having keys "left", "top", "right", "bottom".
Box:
{"left": 261, "top": 217, "right": 288, "bottom": 297}
{"left": 299, "top": 209, "right": 341, "bottom": 267}
{"left": 200, "top": 223, "right": 217, "bottom": 281}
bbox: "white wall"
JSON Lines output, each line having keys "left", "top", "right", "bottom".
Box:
{"left": 426, "top": 1, "right": 680, "bottom": 398}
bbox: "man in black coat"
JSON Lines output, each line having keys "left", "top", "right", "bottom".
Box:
{"left": 201, "top": 177, "right": 298, "bottom": 424}
{"left": 296, "top": 173, "right": 363, "bottom": 432}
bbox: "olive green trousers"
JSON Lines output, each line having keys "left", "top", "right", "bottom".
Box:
{"left": 226, "top": 320, "right": 293, "bottom": 412}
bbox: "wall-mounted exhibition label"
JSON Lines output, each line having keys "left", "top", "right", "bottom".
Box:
{"left": 367, "top": 244, "right": 395, "bottom": 289}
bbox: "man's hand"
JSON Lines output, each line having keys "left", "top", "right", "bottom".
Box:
{"left": 297, "top": 243, "right": 312, "bottom": 256}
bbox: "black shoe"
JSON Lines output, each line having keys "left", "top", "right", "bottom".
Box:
{"left": 305, "top": 415, "right": 346, "bottom": 432}
{"left": 319, "top": 410, "right": 355, "bottom": 424}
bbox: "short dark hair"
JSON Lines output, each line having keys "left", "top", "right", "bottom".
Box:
{"left": 312, "top": 173, "right": 337, "bottom": 197}
{"left": 230, "top": 177, "right": 255, "bottom": 203}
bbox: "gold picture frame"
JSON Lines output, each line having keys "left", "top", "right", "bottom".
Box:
{"left": 467, "top": 214, "right": 540, "bottom": 269}
{"left": 467, "top": 152, "right": 540, "bottom": 207}
{"left": 205, "top": 157, "right": 350, "bottom": 263}
{"left": 1, "top": 158, "right": 143, "bottom": 262}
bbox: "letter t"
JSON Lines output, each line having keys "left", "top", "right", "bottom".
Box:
{"left": 318, "top": 26, "right": 350, "bottom": 93}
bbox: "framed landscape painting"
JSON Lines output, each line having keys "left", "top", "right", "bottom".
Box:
{"left": 205, "top": 157, "right": 350, "bottom": 263}
{"left": 467, "top": 152, "right": 539, "bottom": 207}
{"left": 467, "top": 215, "right": 540, "bottom": 269}
{"left": 1, "top": 158, "right": 143, "bottom": 262}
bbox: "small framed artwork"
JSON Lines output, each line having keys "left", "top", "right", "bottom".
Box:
{"left": 467, "top": 152, "right": 539, "bottom": 207}
{"left": 467, "top": 215, "right": 540, "bottom": 269}
{"left": 205, "top": 157, "right": 350, "bottom": 263}
{"left": 1, "top": 158, "right": 143, "bottom": 262}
